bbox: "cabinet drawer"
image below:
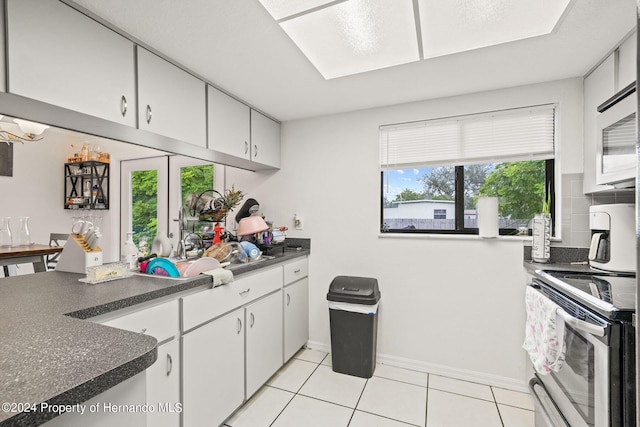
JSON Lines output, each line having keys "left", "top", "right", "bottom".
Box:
{"left": 102, "top": 299, "right": 179, "bottom": 343}
{"left": 182, "top": 266, "right": 282, "bottom": 331}
{"left": 284, "top": 258, "right": 308, "bottom": 285}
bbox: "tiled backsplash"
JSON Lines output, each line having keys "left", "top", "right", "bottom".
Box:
{"left": 558, "top": 173, "right": 635, "bottom": 248}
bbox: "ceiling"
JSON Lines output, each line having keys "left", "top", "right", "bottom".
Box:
{"left": 257, "top": 0, "right": 573, "bottom": 79}
{"left": 67, "top": 0, "right": 636, "bottom": 122}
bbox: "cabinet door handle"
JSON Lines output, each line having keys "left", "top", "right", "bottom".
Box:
{"left": 286, "top": 293, "right": 291, "bottom": 306}
{"left": 250, "top": 312, "right": 255, "bottom": 328}
{"left": 239, "top": 288, "right": 251, "bottom": 296}
{"left": 120, "top": 95, "right": 128, "bottom": 117}
{"left": 237, "top": 318, "right": 243, "bottom": 334}
{"left": 166, "top": 353, "right": 173, "bottom": 376}
{"left": 146, "top": 105, "right": 153, "bottom": 124}
{"left": 254, "top": 144, "right": 258, "bottom": 158}
{"left": 294, "top": 269, "right": 301, "bottom": 274}
{"left": 244, "top": 141, "right": 249, "bottom": 154}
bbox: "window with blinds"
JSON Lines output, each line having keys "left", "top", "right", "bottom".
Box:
{"left": 380, "top": 105, "right": 556, "bottom": 235}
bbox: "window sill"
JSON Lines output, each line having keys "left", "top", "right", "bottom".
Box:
{"left": 378, "top": 233, "right": 530, "bottom": 242}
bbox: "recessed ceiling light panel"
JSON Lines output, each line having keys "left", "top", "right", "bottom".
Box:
{"left": 257, "top": 0, "right": 338, "bottom": 21}
{"left": 279, "top": 0, "right": 419, "bottom": 79}
{"left": 419, "top": 0, "right": 573, "bottom": 58}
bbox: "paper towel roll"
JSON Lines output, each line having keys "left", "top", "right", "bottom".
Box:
{"left": 477, "top": 197, "right": 499, "bottom": 238}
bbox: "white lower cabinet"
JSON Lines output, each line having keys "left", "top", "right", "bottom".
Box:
{"left": 43, "top": 372, "right": 146, "bottom": 427}
{"left": 147, "top": 340, "right": 180, "bottom": 427}
{"left": 90, "top": 257, "right": 308, "bottom": 427}
{"left": 284, "top": 277, "right": 309, "bottom": 361}
{"left": 100, "top": 299, "right": 179, "bottom": 343}
{"left": 245, "top": 291, "right": 283, "bottom": 398}
{"left": 95, "top": 299, "right": 180, "bottom": 427}
{"left": 182, "top": 308, "right": 245, "bottom": 427}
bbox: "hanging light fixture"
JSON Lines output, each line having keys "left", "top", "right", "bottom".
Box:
{"left": 0, "top": 116, "right": 49, "bottom": 145}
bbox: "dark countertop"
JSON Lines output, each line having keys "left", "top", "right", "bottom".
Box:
{"left": 523, "top": 260, "right": 594, "bottom": 276}
{"left": 0, "top": 246, "right": 309, "bottom": 426}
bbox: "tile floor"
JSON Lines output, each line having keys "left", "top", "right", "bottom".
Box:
{"left": 224, "top": 348, "right": 535, "bottom": 427}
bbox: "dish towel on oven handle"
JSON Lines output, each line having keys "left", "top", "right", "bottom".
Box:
{"left": 522, "top": 286, "right": 566, "bottom": 375}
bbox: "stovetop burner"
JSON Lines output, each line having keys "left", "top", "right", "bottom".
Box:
{"left": 535, "top": 270, "right": 636, "bottom": 320}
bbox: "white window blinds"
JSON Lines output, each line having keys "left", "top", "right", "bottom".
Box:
{"left": 379, "top": 104, "right": 555, "bottom": 170}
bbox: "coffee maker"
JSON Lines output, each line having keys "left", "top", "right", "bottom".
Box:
{"left": 588, "top": 203, "right": 636, "bottom": 273}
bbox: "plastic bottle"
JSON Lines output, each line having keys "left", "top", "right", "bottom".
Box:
{"left": 123, "top": 232, "right": 138, "bottom": 270}
{"left": 138, "top": 235, "right": 149, "bottom": 258}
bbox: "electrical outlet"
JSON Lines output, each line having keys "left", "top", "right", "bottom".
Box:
{"left": 294, "top": 214, "right": 303, "bottom": 230}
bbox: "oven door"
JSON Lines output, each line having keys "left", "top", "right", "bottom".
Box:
{"left": 535, "top": 312, "right": 612, "bottom": 427}
{"left": 530, "top": 377, "right": 570, "bottom": 427}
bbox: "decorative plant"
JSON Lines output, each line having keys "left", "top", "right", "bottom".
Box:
{"left": 542, "top": 189, "right": 551, "bottom": 215}
{"left": 222, "top": 185, "right": 244, "bottom": 212}
{"left": 198, "top": 186, "right": 244, "bottom": 222}
{"left": 185, "top": 185, "right": 245, "bottom": 222}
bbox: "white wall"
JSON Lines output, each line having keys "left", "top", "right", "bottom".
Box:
{"left": 0, "top": 137, "right": 136, "bottom": 272}
{"left": 227, "top": 77, "right": 584, "bottom": 391}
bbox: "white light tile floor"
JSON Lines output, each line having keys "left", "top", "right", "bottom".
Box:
{"left": 224, "top": 348, "right": 535, "bottom": 427}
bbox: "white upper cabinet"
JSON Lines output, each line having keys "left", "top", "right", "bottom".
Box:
{"left": 618, "top": 31, "right": 637, "bottom": 90}
{"left": 251, "top": 109, "right": 281, "bottom": 169}
{"left": 137, "top": 47, "right": 206, "bottom": 147}
{"left": 583, "top": 54, "right": 616, "bottom": 194}
{"left": 208, "top": 86, "right": 251, "bottom": 159}
{"left": 6, "top": 0, "right": 135, "bottom": 126}
{"left": 208, "top": 85, "right": 281, "bottom": 170}
{"left": 583, "top": 30, "right": 637, "bottom": 194}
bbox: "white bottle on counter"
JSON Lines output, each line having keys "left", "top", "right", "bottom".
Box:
{"left": 123, "top": 232, "right": 138, "bottom": 270}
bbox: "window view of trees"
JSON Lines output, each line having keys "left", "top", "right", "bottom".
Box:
{"left": 131, "top": 164, "right": 214, "bottom": 246}
{"left": 476, "top": 161, "right": 545, "bottom": 219}
{"left": 131, "top": 169, "right": 158, "bottom": 246}
{"left": 180, "top": 165, "right": 215, "bottom": 235}
{"left": 180, "top": 165, "right": 215, "bottom": 206}
{"left": 382, "top": 160, "right": 547, "bottom": 233}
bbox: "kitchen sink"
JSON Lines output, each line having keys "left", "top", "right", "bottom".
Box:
{"left": 224, "top": 255, "right": 275, "bottom": 270}
{"left": 132, "top": 271, "right": 192, "bottom": 281}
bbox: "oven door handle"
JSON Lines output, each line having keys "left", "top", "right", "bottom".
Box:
{"left": 556, "top": 308, "right": 606, "bottom": 337}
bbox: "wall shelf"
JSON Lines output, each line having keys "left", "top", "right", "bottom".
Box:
{"left": 64, "top": 161, "right": 109, "bottom": 210}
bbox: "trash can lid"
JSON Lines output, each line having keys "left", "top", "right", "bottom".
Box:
{"left": 327, "top": 276, "right": 381, "bottom": 305}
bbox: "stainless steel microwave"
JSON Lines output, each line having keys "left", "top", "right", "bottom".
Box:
{"left": 596, "top": 82, "right": 637, "bottom": 186}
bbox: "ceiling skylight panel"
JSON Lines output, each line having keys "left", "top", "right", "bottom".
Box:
{"left": 419, "top": 0, "right": 573, "bottom": 58}
{"left": 257, "top": 0, "right": 340, "bottom": 21}
{"left": 279, "top": 0, "right": 419, "bottom": 79}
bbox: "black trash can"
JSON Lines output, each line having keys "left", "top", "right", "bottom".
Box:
{"left": 327, "top": 276, "right": 381, "bottom": 378}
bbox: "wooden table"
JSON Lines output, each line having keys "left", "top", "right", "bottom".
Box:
{"left": 0, "top": 244, "right": 64, "bottom": 275}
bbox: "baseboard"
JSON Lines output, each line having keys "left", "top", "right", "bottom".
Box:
{"left": 304, "top": 340, "right": 529, "bottom": 393}
{"left": 306, "top": 340, "right": 331, "bottom": 354}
